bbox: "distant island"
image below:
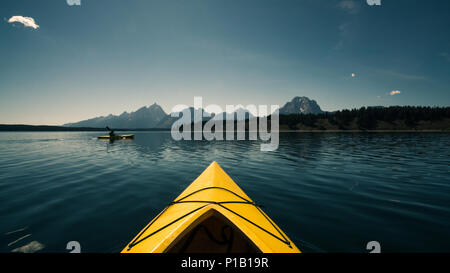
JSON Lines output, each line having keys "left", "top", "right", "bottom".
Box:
{"left": 1, "top": 97, "right": 449, "bottom": 132}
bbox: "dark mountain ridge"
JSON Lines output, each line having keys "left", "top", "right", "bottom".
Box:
{"left": 279, "top": 96, "right": 323, "bottom": 115}
{"left": 65, "top": 103, "right": 167, "bottom": 128}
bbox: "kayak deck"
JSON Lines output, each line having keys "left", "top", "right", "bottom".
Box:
{"left": 122, "top": 161, "right": 300, "bottom": 253}
{"left": 97, "top": 134, "right": 134, "bottom": 140}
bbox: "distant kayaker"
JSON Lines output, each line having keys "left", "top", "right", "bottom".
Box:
{"left": 106, "top": 126, "right": 115, "bottom": 138}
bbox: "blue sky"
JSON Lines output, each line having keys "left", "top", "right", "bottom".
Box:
{"left": 1, "top": 0, "right": 449, "bottom": 125}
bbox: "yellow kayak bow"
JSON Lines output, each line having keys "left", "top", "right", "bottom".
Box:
{"left": 97, "top": 134, "right": 134, "bottom": 140}
{"left": 122, "top": 161, "right": 300, "bottom": 253}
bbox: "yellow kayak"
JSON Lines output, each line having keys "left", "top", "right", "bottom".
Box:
{"left": 97, "top": 134, "right": 134, "bottom": 140}
{"left": 122, "top": 161, "right": 300, "bottom": 253}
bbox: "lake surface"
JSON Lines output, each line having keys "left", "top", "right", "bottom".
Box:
{"left": 0, "top": 132, "right": 449, "bottom": 253}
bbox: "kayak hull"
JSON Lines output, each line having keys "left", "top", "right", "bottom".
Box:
{"left": 122, "top": 161, "right": 300, "bottom": 253}
{"left": 97, "top": 134, "right": 134, "bottom": 140}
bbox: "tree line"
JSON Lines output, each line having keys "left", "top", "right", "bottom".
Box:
{"left": 279, "top": 106, "right": 450, "bottom": 130}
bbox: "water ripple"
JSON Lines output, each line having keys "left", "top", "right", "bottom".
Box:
{"left": 0, "top": 132, "right": 449, "bottom": 252}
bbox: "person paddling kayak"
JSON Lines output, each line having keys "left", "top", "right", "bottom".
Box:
{"left": 106, "top": 126, "right": 115, "bottom": 138}
{"left": 98, "top": 127, "right": 134, "bottom": 140}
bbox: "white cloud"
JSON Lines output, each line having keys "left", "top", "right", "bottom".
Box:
{"left": 67, "top": 0, "right": 81, "bottom": 6}
{"left": 390, "top": 90, "right": 401, "bottom": 96}
{"left": 8, "top": 16, "right": 39, "bottom": 29}
{"left": 338, "top": 0, "right": 360, "bottom": 14}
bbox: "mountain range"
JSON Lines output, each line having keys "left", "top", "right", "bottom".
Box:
{"left": 64, "top": 97, "right": 323, "bottom": 129}
{"left": 64, "top": 103, "right": 167, "bottom": 128}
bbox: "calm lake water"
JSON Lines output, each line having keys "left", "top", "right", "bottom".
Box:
{"left": 0, "top": 132, "right": 449, "bottom": 253}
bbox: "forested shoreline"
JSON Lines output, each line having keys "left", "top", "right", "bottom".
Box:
{"left": 279, "top": 106, "right": 450, "bottom": 131}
